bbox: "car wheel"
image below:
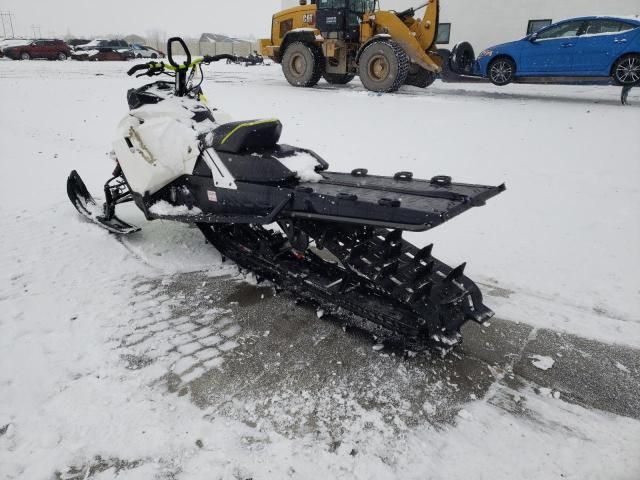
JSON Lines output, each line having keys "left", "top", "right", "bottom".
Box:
{"left": 57, "top": 52, "right": 67, "bottom": 61}
{"left": 488, "top": 57, "right": 515, "bottom": 86}
{"left": 136, "top": 54, "right": 142, "bottom": 59}
{"left": 20, "top": 52, "right": 31, "bottom": 61}
{"left": 151, "top": 53, "right": 157, "bottom": 59}
{"left": 449, "top": 42, "right": 475, "bottom": 75}
{"left": 613, "top": 54, "right": 640, "bottom": 86}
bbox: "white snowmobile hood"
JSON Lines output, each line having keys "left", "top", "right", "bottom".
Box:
{"left": 112, "top": 96, "right": 222, "bottom": 196}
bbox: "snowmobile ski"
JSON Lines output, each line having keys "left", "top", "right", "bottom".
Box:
{"left": 67, "top": 170, "right": 140, "bottom": 235}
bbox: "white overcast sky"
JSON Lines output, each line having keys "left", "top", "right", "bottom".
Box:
{"left": 0, "top": 0, "right": 282, "bottom": 39}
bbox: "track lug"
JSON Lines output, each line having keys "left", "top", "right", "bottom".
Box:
{"left": 467, "top": 303, "right": 494, "bottom": 324}
{"left": 408, "top": 281, "right": 433, "bottom": 304}
{"left": 445, "top": 263, "right": 466, "bottom": 284}
{"left": 377, "top": 260, "right": 399, "bottom": 280}
{"left": 413, "top": 244, "right": 433, "bottom": 265}
{"left": 385, "top": 229, "right": 403, "bottom": 244}
{"left": 349, "top": 242, "right": 368, "bottom": 262}
{"left": 383, "top": 230, "right": 403, "bottom": 259}
{"left": 412, "top": 260, "right": 435, "bottom": 283}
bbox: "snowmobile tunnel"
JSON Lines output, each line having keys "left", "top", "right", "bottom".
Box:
{"left": 291, "top": 172, "right": 506, "bottom": 231}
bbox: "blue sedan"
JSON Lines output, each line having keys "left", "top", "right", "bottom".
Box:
{"left": 474, "top": 16, "right": 640, "bottom": 86}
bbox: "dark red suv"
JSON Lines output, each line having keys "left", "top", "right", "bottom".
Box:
{"left": 4, "top": 39, "right": 71, "bottom": 61}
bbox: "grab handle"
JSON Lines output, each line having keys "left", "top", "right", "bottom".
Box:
{"left": 167, "top": 37, "right": 191, "bottom": 68}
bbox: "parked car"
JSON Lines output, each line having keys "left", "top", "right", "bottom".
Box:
{"left": 67, "top": 39, "right": 91, "bottom": 48}
{"left": 76, "top": 39, "right": 130, "bottom": 51}
{"left": 474, "top": 16, "right": 640, "bottom": 86}
{"left": 3, "top": 39, "right": 71, "bottom": 60}
{"left": 71, "top": 48, "right": 129, "bottom": 61}
{"left": 127, "top": 44, "right": 165, "bottom": 59}
{"left": 72, "top": 39, "right": 133, "bottom": 61}
{"left": 1, "top": 39, "right": 33, "bottom": 56}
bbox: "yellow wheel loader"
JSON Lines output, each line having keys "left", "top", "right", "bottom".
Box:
{"left": 260, "top": 0, "right": 445, "bottom": 92}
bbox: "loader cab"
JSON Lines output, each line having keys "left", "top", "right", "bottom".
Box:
{"left": 316, "top": 0, "right": 376, "bottom": 41}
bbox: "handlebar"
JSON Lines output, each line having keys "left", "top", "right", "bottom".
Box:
{"left": 127, "top": 63, "right": 151, "bottom": 76}
{"left": 202, "top": 54, "right": 239, "bottom": 64}
{"left": 126, "top": 54, "right": 240, "bottom": 77}
{"left": 126, "top": 36, "right": 240, "bottom": 97}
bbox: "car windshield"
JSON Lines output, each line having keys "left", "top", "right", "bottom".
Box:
{"left": 536, "top": 21, "right": 584, "bottom": 40}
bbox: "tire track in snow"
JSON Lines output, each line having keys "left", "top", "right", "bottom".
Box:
{"left": 115, "top": 277, "right": 243, "bottom": 389}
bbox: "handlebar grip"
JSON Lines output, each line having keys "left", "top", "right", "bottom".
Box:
{"left": 167, "top": 37, "right": 191, "bottom": 68}
{"left": 203, "top": 54, "right": 238, "bottom": 64}
{"left": 127, "top": 63, "right": 149, "bottom": 76}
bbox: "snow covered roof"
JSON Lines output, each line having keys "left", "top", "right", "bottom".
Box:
{"left": 0, "top": 39, "right": 33, "bottom": 51}
{"left": 199, "top": 33, "right": 251, "bottom": 44}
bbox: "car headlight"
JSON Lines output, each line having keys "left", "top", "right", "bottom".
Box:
{"left": 477, "top": 49, "right": 494, "bottom": 59}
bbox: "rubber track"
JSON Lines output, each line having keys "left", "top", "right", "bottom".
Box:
{"left": 299, "top": 222, "right": 493, "bottom": 337}
{"left": 198, "top": 223, "right": 493, "bottom": 352}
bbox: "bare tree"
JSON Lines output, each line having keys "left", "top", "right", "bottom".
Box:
{"left": 146, "top": 29, "right": 167, "bottom": 50}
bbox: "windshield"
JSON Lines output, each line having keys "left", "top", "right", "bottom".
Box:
{"left": 350, "top": 0, "right": 375, "bottom": 13}
{"left": 317, "top": 0, "right": 375, "bottom": 13}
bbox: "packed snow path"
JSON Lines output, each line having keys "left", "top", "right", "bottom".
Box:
{"left": 1, "top": 59, "right": 639, "bottom": 479}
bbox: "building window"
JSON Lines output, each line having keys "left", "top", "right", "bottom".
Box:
{"left": 436, "top": 23, "right": 451, "bottom": 44}
{"left": 527, "top": 19, "right": 552, "bottom": 35}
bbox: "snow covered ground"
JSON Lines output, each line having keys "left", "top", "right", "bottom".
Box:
{"left": 1, "top": 59, "right": 639, "bottom": 479}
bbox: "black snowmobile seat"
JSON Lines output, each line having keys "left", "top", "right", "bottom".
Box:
{"left": 211, "top": 119, "right": 283, "bottom": 154}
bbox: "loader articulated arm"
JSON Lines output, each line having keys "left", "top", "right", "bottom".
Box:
{"left": 403, "top": 0, "right": 439, "bottom": 51}
{"left": 396, "top": 1, "right": 429, "bottom": 21}
{"left": 374, "top": 0, "right": 441, "bottom": 73}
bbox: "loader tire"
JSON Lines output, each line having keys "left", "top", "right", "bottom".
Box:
{"left": 358, "top": 40, "right": 409, "bottom": 93}
{"left": 405, "top": 65, "right": 437, "bottom": 88}
{"left": 323, "top": 73, "right": 355, "bottom": 85}
{"left": 282, "top": 42, "right": 324, "bottom": 88}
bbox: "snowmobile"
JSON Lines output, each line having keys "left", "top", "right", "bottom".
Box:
{"left": 226, "top": 52, "right": 265, "bottom": 67}
{"left": 67, "top": 38, "right": 505, "bottom": 352}
{"left": 243, "top": 52, "right": 265, "bottom": 66}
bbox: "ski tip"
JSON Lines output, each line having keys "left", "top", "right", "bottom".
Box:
{"left": 67, "top": 170, "right": 93, "bottom": 204}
